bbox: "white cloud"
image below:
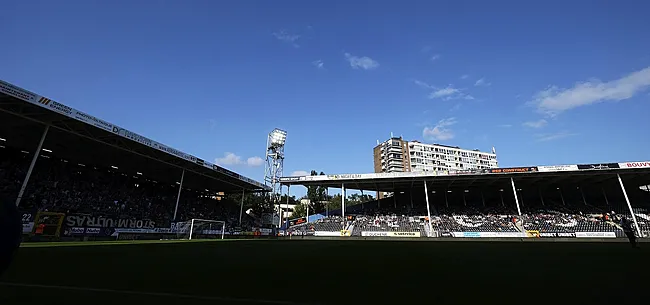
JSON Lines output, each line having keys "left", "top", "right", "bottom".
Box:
{"left": 246, "top": 156, "right": 264, "bottom": 167}
{"left": 535, "top": 131, "right": 578, "bottom": 142}
{"left": 430, "top": 54, "right": 441, "bottom": 61}
{"left": 523, "top": 119, "right": 548, "bottom": 128}
{"left": 423, "top": 118, "right": 457, "bottom": 141}
{"left": 291, "top": 170, "right": 309, "bottom": 176}
{"left": 475, "top": 78, "right": 491, "bottom": 87}
{"left": 215, "top": 152, "right": 264, "bottom": 167}
{"left": 460, "top": 74, "right": 469, "bottom": 80}
{"left": 273, "top": 30, "right": 300, "bottom": 47}
{"left": 531, "top": 66, "right": 650, "bottom": 116}
{"left": 344, "top": 53, "right": 379, "bottom": 70}
{"left": 312, "top": 60, "right": 324, "bottom": 69}
{"left": 429, "top": 86, "right": 460, "bottom": 99}
{"left": 413, "top": 79, "right": 434, "bottom": 89}
{"left": 414, "top": 81, "right": 475, "bottom": 101}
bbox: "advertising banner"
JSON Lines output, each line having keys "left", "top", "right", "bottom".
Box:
{"left": 574, "top": 232, "right": 616, "bottom": 238}
{"left": 388, "top": 232, "right": 421, "bottom": 237}
{"left": 537, "top": 165, "right": 579, "bottom": 172}
{"left": 452, "top": 232, "right": 526, "bottom": 238}
{"left": 0, "top": 80, "right": 38, "bottom": 103}
{"left": 314, "top": 231, "right": 341, "bottom": 237}
{"left": 577, "top": 163, "right": 619, "bottom": 170}
{"left": 361, "top": 231, "right": 389, "bottom": 237}
{"left": 488, "top": 167, "right": 538, "bottom": 174}
{"left": 539, "top": 232, "right": 576, "bottom": 238}
{"left": 64, "top": 214, "right": 156, "bottom": 229}
{"left": 618, "top": 161, "right": 650, "bottom": 169}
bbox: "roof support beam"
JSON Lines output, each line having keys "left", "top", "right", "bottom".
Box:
{"left": 617, "top": 174, "right": 642, "bottom": 237}
{"left": 15, "top": 124, "right": 49, "bottom": 207}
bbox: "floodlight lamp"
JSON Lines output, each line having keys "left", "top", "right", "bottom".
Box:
{"left": 269, "top": 128, "right": 287, "bottom": 147}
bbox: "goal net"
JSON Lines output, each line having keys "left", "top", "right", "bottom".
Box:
{"left": 174, "top": 219, "right": 226, "bottom": 240}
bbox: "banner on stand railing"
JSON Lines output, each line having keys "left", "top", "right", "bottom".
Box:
{"left": 452, "top": 232, "right": 526, "bottom": 238}
{"left": 574, "top": 232, "right": 616, "bottom": 238}
{"left": 314, "top": 231, "right": 341, "bottom": 237}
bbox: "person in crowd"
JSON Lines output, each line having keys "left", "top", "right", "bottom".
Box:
{"left": 620, "top": 217, "right": 639, "bottom": 248}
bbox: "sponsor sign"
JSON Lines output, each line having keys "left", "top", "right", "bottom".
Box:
{"left": 388, "top": 232, "right": 421, "bottom": 237}
{"left": 488, "top": 167, "right": 538, "bottom": 174}
{"left": 440, "top": 232, "right": 453, "bottom": 237}
{"left": 65, "top": 214, "right": 156, "bottom": 229}
{"left": 314, "top": 231, "right": 341, "bottom": 237}
{"left": 113, "top": 228, "right": 152, "bottom": 234}
{"left": 0, "top": 80, "right": 37, "bottom": 102}
{"left": 361, "top": 232, "right": 389, "bottom": 237}
{"left": 281, "top": 177, "right": 301, "bottom": 182}
{"left": 452, "top": 232, "right": 526, "bottom": 238}
{"left": 574, "top": 232, "right": 616, "bottom": 238}
{"left": 214, "top": 165, "right": 240, "bottom": 178}
{"left": 537, "top": 165, "right": 579, "bottom": 172}
{"left": 577, "top": 163, "right": 619, "bottom": 170}
{"left": 73, "top": 110, "right": 114, "bottom": 132}
{"left": 328, "top": 174, "right": 363, "bottom": 180}
{"left": 539, "top": 232, "right": 576, "bottom": 238}
{"left": 618, "top": 161, "right": 650, "bottom": 169}
{"left": 70, "top": 227, "right": 85, "bottom": 235}
{"left": 85, "top": 227, "right": 101, "bottom": 234}
{"left": 119, "top": 128, "right": 153, "bottom": 147}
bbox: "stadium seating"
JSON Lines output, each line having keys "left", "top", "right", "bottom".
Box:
{"left": 1, "top": 145, "right": 258, "bottom": 231}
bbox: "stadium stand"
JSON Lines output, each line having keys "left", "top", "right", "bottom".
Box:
{"left": 1, "top": 80, "right": 269, "bottom": 239}
{"left": 282, "top": 166, "right": 650, "bottom": 238}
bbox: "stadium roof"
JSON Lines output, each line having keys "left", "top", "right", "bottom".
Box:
{"left": 0, "top": 79, "right": 269, "bottom": 193}
{"left": 280, "top": 164, "right": 650, "bottom": 192}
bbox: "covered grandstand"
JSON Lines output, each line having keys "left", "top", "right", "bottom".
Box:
{"left": 1, "top": 79, "right": 270, "bottom": 238}
{"left": 281, "top": 163, "right": 650, "bottom": 238}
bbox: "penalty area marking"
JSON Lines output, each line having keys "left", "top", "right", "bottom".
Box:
{"left": 0, "top": 282, "right": 310, "bottom": 305}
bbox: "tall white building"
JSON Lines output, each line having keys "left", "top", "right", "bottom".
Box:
{"left": 373, "top": 136, "right": 498, "bottom": 174}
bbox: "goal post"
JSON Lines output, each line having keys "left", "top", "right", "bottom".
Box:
{"left": 176, "top": 219, "right": 226, "bottom": 240}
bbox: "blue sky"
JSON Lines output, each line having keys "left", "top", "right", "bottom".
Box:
{"left": 2, "top": 1, "right": 650, "bottom": 197}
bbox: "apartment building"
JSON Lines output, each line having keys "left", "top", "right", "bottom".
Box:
{"left": 373, "top": 136, "right": 498, "bottom": 174}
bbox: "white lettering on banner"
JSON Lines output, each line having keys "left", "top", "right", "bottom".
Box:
{"left": 85, "top": 228, "right": 101, "bottom": 234}
{"left": 155, "top": 142, "right": 186, "bottom": 159}
{"left": 537, "top": 165, "right": 579, "bottom": 172}
{"left": 388, "top": 232, "right": 421, "bottom": 237}
{"left": 314, "top": 231, "right": 341, "bottom": 237}
{"left": 452, "top": 232, "right": 526, "bottom": 238}
{"left": 70, "top": 227, "right": 85, "bottom": 234}
{"left": 618, "top": 161, "right": 650, "bottom": 169}
{"left": 574, "top": 232, "right": 616, "bottom": 238}
{"left": 73, "top": 110, "right": 113, "bottom": 132}
{"left": 361, "top": 231, "right": 389, "bottom": 237}
{"left": 119, "top": 128, "right": 153, "bottom": 147}
{"left": 0, "top": 81, "right": 37, "bottom": 102}
{"left": 65, "top": 215, "right": 155, "bottom": 229}
{"left": 47, "top": 100, "right": 74, "bottom": 116}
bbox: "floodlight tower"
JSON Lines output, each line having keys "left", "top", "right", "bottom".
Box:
{"left": 264, "top": 128, "right": 287, "bottom": 218}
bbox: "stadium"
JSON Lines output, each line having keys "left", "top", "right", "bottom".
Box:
{"left": 1, "top": 79, "right": 649, "bottom": 305}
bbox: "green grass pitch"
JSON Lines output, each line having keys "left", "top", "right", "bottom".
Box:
{"left": 0, "top": 239, "right": 647, "bottom": 305}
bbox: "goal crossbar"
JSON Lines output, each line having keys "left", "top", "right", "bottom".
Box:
{"left": 189, "top": 219, "right": 226, "bottom": 240}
